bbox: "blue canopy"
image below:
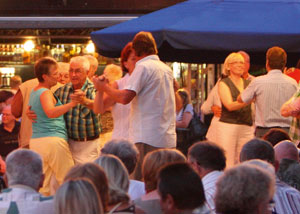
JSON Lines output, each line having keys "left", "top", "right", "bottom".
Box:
{"left": 91, "top": 0, "right": 300, "bottom": 65}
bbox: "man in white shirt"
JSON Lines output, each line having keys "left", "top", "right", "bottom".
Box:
{"left": 0, "top": 149, "right": 54, "bottom": 213}
{"left": 187, "top": 141, "right": 225, "bottom": 212}
{"left": 238, "top": 46, "right": 298, "bottom": 138}
{"left": 93, "top": 31, "right": 176, "bottom": 180}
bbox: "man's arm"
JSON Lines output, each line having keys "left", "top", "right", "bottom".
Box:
{"left": 93, "top": 76, "right": 136, "bottom": 105}
{"left": 11, "top": 89, "right": 23, "bottom": 118}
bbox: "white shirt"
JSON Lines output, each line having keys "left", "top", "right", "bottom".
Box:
{"left": 202, "top": 170, "right": 223, "bottom": 212}
{"left": 111, "top": 74, "right": 131, "bottom": 140}
{"left": 0, "top": 185, "right": 54, "bottom": 214}
{"left": 125, "top": 55, "right": 176, "bottom": 148}
{"left": 128, "top": 179, "right": 145, "bottom": 201}
{"left": 241, "top": 70, "right": 298, "bottom": 127}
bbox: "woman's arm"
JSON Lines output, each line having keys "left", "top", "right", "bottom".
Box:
{"left": 218, "top": 81, "right": 248, "bottom": 112}
{"left": 94, "top": 81, "right": 118, "bottom": 114}
{"left": 40, "top": 90, "right": 77, "bottom": 118}
{"left": 176, "top": 112, "right": 193, "bottom": 128}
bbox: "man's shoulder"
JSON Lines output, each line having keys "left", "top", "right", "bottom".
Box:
{"left": 276, "top": 179, "right": 300, "bottom": 197}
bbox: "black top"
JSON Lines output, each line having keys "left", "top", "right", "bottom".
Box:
{"left": 219, "top": 77, "right": 253, "bottom": 126}
{"left": 0, "top": 122, "right": 20, "bottom": 159}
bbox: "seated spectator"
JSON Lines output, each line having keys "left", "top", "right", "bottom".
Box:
{"left": 101, "top": 139, "right": 145, "bottom": 200}
{"left": 0, "top": 105, "right": 19, "bottom": 159}
{"left": 55, "top": 178, "right": 103, "bottom": 214}
{"left": 215, "top": 164, "right": 275, "bottom": 214}
{"left": 240, "top": 138, "right": 300, "bottom": 213}
{"left": 64, "top": 163, "right": 109, "bottom": 212}
{"left": 262, "top": 128, "right": 291, "bottom": 146}
{"left": 0, "top": 149, "right": 54, "bottom": 213}
{"left": 95, "top": 154, "right": 143, "bottom": 214}
{"left": 274, "top": 140, "right": 300, "bottom": 191}
{"left": 134, "top": 149, "right": 186, "bottom": 214}
{"left": 157, "top": 162, "right": 211, "bottom": 214}
{"left": 188, "top": 141, "right": 226, "bottom": 212}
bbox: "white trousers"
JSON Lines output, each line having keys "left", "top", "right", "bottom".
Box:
{"left": 216, "top": 122, "right": 254, "bottom": 168}
{"left": 30, "top": 136, "right": 74, "bottom": 196}
{"left": 68, "top": 138, "right": 100, "bottom": 165}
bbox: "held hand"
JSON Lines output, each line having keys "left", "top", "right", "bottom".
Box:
{"left": 211, "top": 105, "right": 222, "bottom": 117}
{"left": 26, "top": 106, "right": 37, "bottom": 123}
{"left": 92, "top": 75, "right": 108, "bottom": 91}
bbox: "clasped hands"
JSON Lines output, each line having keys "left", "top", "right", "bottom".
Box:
{"left": 92, "top": 75, "right": 109, "bottom": 92}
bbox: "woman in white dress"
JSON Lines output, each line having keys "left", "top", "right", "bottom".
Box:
{"left": 94, "top": 42, "right": 136, "bottom": 140}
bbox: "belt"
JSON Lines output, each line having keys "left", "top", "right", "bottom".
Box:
{"left": 69, "top": 135, "right": 99, "bottom": 142}
{"left": 256, "top": 126, "right": 289, "bottom": 129}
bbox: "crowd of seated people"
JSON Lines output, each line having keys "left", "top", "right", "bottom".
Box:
{"left": 1, "top": 32, "right": 300, "bottom": 214}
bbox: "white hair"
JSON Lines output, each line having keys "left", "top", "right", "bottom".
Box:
{"left": 103, "top": 64, "right": 123, "bottom": 83}
{"left": 84, "top": 55, "right": 98, "bottom": 71}
{"left": 6, "top": 149, "right": 43, "bottom": 190}
{"left": 57, "top": 62, "right": 70, "bottom": 74}
{"left": 70, "top": 56, "right": 90, "bottom": 72}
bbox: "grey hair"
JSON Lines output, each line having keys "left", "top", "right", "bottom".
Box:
{"left": 57, "top": 62, "right": 70, "bottom": 74}
{"left": 6, "top": 149, "right": 43, "bottom": 190}
{"left": 94, "top": 154, "right": 130, "bottom": 205}
{"left": 242, "top": 159, "right": 275, "bottom": 176}
{"left": 84, "top": 55, "right": 98, "bottom": 71}
{"left": 70, "top": 56, "right": 90, "bottom": 72}
{"left": 215, "top": 164, "right": 275, "bottom": 214}
{"left": 103, "top": 64, "right": 123, "bottom": 83}
{"left": 55, "top": 178, "right": 103, "bottom": 214}
{"left": 101, "top": 139, "right": 138, "bottom": 174}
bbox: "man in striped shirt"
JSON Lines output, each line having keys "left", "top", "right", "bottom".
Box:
{"left": 0, "top": 149, "right": 54, "bottom": 214}
{"left": 55, "top": 56, "right": 101, "bottom": 164}
{"left": 238, "top": 46, "right": 298, "bottom": 138}
{"left": 187, "top": 141, "right": 225, "bottom": 212}
{"left": 240, "top": 138, "right": 300, "bottom": 214}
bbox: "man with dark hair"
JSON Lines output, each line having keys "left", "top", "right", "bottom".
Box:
{"left": 240, "top": 138, "right": 300, "bottom": 213}
{"left": 240, "top": 138, "right": 275, "bottom": 163}
{"left": 100, "top": 139, "right": 145, "bottom": 200}
{"left": 262, "top": 128, "right": 292, "bottom": 146}
{"left": 157, "top": 162, "right": 211, "bottom": 214}
{"left": 238, "top": 46, "right": 298, "bottom": 138}
{"left": 93, "top": 31, "right": 176, "bottom": 180}
{"left": 188, "top": 141, "right": 225, "bottom": 212}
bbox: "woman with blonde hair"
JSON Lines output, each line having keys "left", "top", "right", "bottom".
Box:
{"left": 55, "top": 178, "right": 104, "bottom": 214}
{"left": 95, "top": 154, "right": 143, "bottom": 214}
{"left": 134, "top": 149, "right": 186, "bottom": 214}
{"left": 64, "top": 163, "right": 109, "bottom": 212}
{"left": 217, "top": 52, "right": 254, "bottom": 168}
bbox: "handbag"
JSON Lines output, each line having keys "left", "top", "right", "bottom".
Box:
{"left": 188, "top": 110, "right": 208, "bottom": 143}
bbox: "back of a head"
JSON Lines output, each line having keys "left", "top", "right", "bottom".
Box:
{"left": 240, "top": 138, "right": 275, "bottom": 164}
{"left": 262, "top": 128, "right": 291, "bottom": 146}
{"left": 0, "top": 90, "right": 14, "bottom": 103}
{"left": 84, "top": 55, "right": 98, "bottom": 71}
{"left": 6, "top": 149, "right": 42, "bottom": 190}
{"left": 266, "top": 46, "right": 287, "bottom": 70}
{"left": 94, "top": 154, "right": 130, "bottom": 205}
{"left": 215, "top": 164, "right": 275, "bottom": 214}
{"left": 103, "top": 64, "right": 123, "bottom": 83}
{"left": 101, "top": 139, "right": 138, "bottom": 174}
{"left": 10, "top": 75, "right": 22, "bottom": 89}
{"left": 274, "top": 140, "right": 299, "bottom": 162}
{"left": 64, "top": 163, "right": 109, "bottom": 211}
{"left": 188, "top": 141, "right": 226, "bottom": 171}
{"left": 158, "top": 162, "right": 205, "bottom": 211}
{"left": 132, "top": 31, "right": 158, "bottom": 57}
{"left": 55, "top": 178, "right": 103, "bottom": 214}
{"left": 242, "top": 159, "right": 275, "bottom": 176}
{"left": 142, "top": 149, "right": 186, "bottom": 192}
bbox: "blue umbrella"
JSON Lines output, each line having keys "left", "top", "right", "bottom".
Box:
{"left": 91, "top": 0, "right": 300, "bottom": 64}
